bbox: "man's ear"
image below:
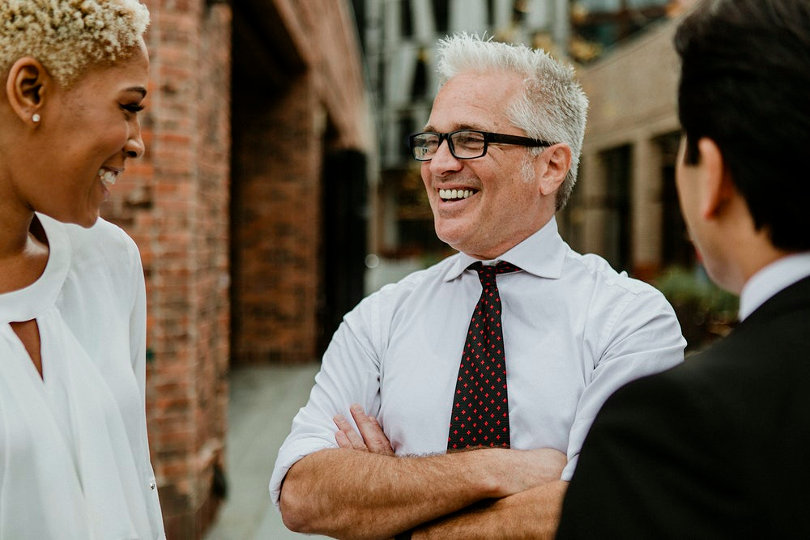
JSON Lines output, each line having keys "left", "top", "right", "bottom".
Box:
{"left": 696, "top": 137, "right": 734, "bottom": 219}
{"left": 537, "top": 143, "right": 572, "bottom": 196}
{"left": 5, "top": 57, "right": 49, "bottom": 124}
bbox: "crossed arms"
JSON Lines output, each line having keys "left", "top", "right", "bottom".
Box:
{"left": 273, "top": 262, "right": 685, "bottom": 538}
{"left": 279, "top": 405, "right": 567, "bottom": 540}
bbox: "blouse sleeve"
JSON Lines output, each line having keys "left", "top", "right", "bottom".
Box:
{"left": 125, "top": 234, "right": 148, "bottom": 398}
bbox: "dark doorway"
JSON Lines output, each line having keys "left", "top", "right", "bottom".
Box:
{"left": 658, "top": 132, "right": 695, "bottom": 268}
{"left": 601, "top": 145, "right": 632, "bottom": 272}
{"left": 318, "top": 150, "right": 368, "bottom": 355}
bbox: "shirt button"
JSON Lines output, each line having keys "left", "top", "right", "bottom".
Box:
{"left": 150, "top": 482, "right": 156, "bottom": 490}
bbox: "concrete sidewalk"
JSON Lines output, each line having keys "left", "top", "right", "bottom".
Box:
{"left": 205, "top": 364, "right": 330, "bottom": 540}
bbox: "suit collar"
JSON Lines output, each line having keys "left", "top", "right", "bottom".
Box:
{"left": 743, "top": 274, "right": 810, "bottom": 325}
{"left": 740, "top": 252, "right": 810, "bottom": 321}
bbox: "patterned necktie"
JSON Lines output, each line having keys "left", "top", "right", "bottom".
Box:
{"left": 448, "top": 261, "right": 520, "bottom": 450}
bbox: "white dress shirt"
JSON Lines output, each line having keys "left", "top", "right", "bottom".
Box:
{"left": 270, "top": 218, "right": 685, "bottom": 504}
{"left": 0, "top": 214, "right": 165, "bottom": 539}
{"left": 739, "top": 252, "right": 810, "bottom": 321}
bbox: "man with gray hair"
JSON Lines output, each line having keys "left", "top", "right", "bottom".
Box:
{"left": 271, "top": 33, "right": 684, "bottom": 538}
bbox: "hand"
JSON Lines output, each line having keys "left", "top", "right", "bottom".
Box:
{"left": 492, "top": 447, "right": 567, "bottom": 496}
{"left": 484, "top": 448, "right": 568, "bottom": 498}
{"left": 334, "top": 404, "right": 395, "bottom": 456}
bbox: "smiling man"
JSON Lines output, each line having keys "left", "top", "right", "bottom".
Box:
{"left": 270, "top": 34, "right": 685, "bottom": 539}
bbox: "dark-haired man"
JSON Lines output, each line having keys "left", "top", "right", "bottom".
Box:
{"left": 557, "top": 0, "right": 810, "bottom": 537}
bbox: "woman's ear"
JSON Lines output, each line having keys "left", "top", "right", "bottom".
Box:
{"left": 5, "top": 57, "right": 50, "bottom": 125}
{"left": 538, "top": 143, "right": 572, "bottom": 196}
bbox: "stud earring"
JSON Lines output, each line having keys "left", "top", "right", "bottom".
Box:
{"left": 32, "top": 113, "right": 41, "bottom": 124}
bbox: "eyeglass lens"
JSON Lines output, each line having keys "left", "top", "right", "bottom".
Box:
{"left": 411, "top": 131, "right": 487, "bottom": 161}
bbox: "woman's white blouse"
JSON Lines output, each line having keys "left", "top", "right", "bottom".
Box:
{"left": 0, "top": 214, "right": 165, "bottom": 539}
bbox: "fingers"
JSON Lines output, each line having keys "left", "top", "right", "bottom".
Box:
{"left": 334, "top": 428, "right": 352, "bottom": 449}
{"left": 333, "top": 404, "right": 395, "bottom": 456}
{"left": 350, "top": 405, "right": 394, "bottom": 456}
{"left": 334, "top": 412, "right": 369, "bottom": 451}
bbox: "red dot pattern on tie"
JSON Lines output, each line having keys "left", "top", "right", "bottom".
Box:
{"left": 447, "top": 261, "right": 520, "bottom": 450}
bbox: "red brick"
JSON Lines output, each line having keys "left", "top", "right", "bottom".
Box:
{"left": 101, "top": 0, "right": 369, "bottom": 538}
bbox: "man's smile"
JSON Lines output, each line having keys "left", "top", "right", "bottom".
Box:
{"left": 439, "top": 188, "right": 478, "bottom": 201}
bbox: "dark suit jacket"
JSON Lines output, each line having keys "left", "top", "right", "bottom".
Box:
{"left": 557, "top": 275, "right": 810, "bottom": 539}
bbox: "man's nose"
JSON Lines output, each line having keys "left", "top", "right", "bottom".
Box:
{"left": 429, "top": 139, "right": 462, "bottom": 174}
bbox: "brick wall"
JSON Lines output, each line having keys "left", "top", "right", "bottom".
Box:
{"left": 103, "top": 0, "right": 370, "bottom": 537}
{"left": 230, "top": 0, "right": 371, "bottom": 365}
{"left": 231, "top": 74, "right": 323, "bottom": 364}
{"left": 104, "top": 1, "right": 232, "bottom": 538}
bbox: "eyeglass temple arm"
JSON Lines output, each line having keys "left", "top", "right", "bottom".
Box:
{"left": 484, "top": 132, "right": 555, "bottom": 147}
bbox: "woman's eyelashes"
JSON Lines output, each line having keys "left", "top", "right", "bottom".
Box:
{"left": 121, "top": 103, "right": 145, "bottom": 115}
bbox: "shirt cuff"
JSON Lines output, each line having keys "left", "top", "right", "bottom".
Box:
{"left": 561, "top": 454, "right": 579, "bottom": 481}
{"left": 269, "top": 440, "right": 335, "bottom": 507}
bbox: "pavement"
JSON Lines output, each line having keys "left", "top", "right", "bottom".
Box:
{"left": 204, "top": 364, "right": 331, "bottom": 540}
{"left": 204, "top": 263, "right": 421, "bottom": 539}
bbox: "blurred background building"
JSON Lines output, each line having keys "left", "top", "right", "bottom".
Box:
{"left": 100, "top": 0, "right": 724, "bottom": 538}
{"left": 569, "top": 17, "right": 687, "bottom": 282}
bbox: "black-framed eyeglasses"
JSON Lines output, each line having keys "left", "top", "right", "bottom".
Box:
{"left": 408, "top": 129, "right": 554, "bottom": 161}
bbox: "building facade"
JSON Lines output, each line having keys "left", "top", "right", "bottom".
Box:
{"left": 103, "top": 1, "right": 371, "bottom": 537}
{"left": 568, "top": 13, "right": 693, "bottom": 281}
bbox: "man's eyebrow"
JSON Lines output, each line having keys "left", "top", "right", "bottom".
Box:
{"left": 420, "top": 123, "right": 488, "bottom": 133}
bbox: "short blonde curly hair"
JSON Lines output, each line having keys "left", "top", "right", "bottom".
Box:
{"left": 1, "top": 0, "right": 150, "bottom": 88}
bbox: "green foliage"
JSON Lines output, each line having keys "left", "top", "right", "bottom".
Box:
{"left": 655, "top": 266, "right": 739, "bottom": 351}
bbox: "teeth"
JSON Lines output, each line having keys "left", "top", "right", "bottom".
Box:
{"left": 439, "top": 188, "right": 474, "bottom": 200}
{"left": 98, "top": 169, "right": 118, "bottom": 186}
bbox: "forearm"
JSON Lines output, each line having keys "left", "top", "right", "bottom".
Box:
{"left": 280, "top": 448, "right": 508, "bottom": 539}
{"left": 412, "top": 480, "right": 568, "bottom": 540}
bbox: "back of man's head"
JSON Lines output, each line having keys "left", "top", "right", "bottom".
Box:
{"left": 435, "top": 33, "right": 589, "bottom": 210}
{"left": 675, "top": 0, "right": 810, "bottom": 252}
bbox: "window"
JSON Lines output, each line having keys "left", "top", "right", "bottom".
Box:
{"left": 657, "top": 132, "right": 695, "bottom": 268}
{"left": 601, "top": 145, "right": 631, "bottom": 272}
{"left": 433, "top": 0, "right": 449, "bottom": 33}
{"left": 401, "top": 0, "right": 413, "bottom": 38}
{"left": 411, "top": 48, "right": 428, "bottom": 99}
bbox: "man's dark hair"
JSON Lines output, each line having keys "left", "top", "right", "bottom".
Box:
{"left": 675, "top": 0, "right": 810, "bottom": 251}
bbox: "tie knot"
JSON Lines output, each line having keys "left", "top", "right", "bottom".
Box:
{"left": 470, "top": 261, "right": 521, "bottom": 283}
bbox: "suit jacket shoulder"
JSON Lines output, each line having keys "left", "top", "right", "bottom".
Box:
{"left": 557, "top": 276, "right": 810, "bottom": 539}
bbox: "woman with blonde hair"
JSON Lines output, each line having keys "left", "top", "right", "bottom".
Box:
{"left": 0, "top": 1, "right": 165, "bottom": 537}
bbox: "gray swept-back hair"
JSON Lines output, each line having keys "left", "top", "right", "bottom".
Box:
{"left": 436, "top": 33, "right": 588, "bottom": 210}
{"left": 1, "top": 0, "right": 149, "bottom": 88}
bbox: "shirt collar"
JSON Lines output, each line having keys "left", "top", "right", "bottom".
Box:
{"left": 739, "top": 251, "right": 810, "bottom": 321}
{"left": 443, "top": 217, "right": 567, "bottom": 282}
{"left": 0, "top": 213, "right": 71, "bottom": 323}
